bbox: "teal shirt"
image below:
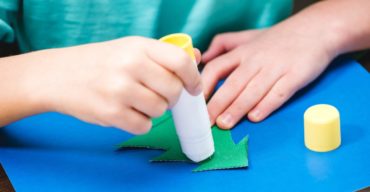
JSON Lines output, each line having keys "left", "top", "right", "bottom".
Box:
{"left": 0, "top": 0, "right": 292, "bottom": 52}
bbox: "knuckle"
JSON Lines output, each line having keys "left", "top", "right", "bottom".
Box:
{"left": 107, "top": 79, "right": 125, "bottom": 94}
{"left": 121, "top": 53, "right": 142, "bottom": 71}
{"left": 228, "top": 75, "right": 244, "bottom": 89}
{"left": 272, "top": 87, "right": 289, "bottom": 100}
{"left": 233, "top": 102, "right": 247, "bottom": 113}
{"left": 214, "top": 34, "right": 225, "bottom": 43}
{"left": 107, "top": 78, "right": 131, "bottom": 98}
{"left": 203, "top": 63, "right": 219, "bottom": 76}
{"left": 247, "top": 81, "right": 262, "bottom": 94}
{"left": 288, "top": 68, "right": 303, "bottom": 78}
{"left": 231, "top": 95, "right": 251, "bottom": 114}
{"left": 104, "top": 105, "right": 122, "bottom": 120}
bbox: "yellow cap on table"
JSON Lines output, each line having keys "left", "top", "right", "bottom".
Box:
{"left": 304, "top": 104, "right": 341, "bottom": 152}
{"left": 159, "top": 33, "right": 196, "bottom": 61}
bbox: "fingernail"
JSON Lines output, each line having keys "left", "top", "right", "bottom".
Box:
{"left": 249, "top": 110, "right": 261, "bottom": 121}
{"left": 218, "top": 113, "right": 233, "bottom": 128}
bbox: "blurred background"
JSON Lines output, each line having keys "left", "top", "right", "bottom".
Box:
{"left": 1, "top": 0, "right": 369, "bottom": 71}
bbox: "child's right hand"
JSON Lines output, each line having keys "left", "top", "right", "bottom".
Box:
{"left": 30, "top": 36, "right": 202, "bottom": 134}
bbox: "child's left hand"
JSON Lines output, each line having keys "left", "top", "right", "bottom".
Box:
{"left": 201, "top": 27, "right": 337, "bottom": 129}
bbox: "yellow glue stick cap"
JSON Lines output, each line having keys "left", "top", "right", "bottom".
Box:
{"left": 304, "top": 104, "right": 341, "bottom": 152}
{"left": 159, "top": 33, "right": 196, "bottom": 61}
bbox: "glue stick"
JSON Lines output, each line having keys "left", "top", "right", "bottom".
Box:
{"left": 159, "top": 33, "right": 215, "bottom": 162}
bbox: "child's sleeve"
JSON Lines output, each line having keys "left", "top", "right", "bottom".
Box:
{"left": 0, "top": 0, "right": 18, "bottom": 43}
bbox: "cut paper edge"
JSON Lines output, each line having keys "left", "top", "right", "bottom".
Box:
{"left": 192, "top": 136, "right": 249, "bottom": 172}
{"left": 117, "top": 113, "right": 249, "bottom": 172}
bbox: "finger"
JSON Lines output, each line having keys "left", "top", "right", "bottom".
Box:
{"left": 128, "top": 83, "right": 169, "bottom": 118}
{"left": 109, "top": 107, "right": 152, "bottom": 135}
{"left": 194, "top": 48, "right": 201, "bottom": 64}
{"left": 248, "top": 75, "right": 303, "bottom": 122}
{"left": 216, "top": 69, "right": 283, "bottom": 129}
{"left": 203, "top": 30, "right": 263, "bottom": 63}
{"left": 206, "top": 64, "right": 260, "bottom": 125}
{"left": 202, "top": 35, "right": 229, "bottom": 63}
{"left": 201, "top": 49, "right": 241, "bottom": 100}
{"left": 146, "top": 40, "right": 201, "bottom": 96}
{"left": 138, "top": 60, "right": 183, "bottom": 107}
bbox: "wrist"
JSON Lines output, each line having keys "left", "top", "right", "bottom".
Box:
{"left": 317, "top": 14, "right": 349, "bottom": 59}
{"left": 16, "top": 49, "right": 58, "bottom": 114}
{"left": 270, "top": 3, "right": 348, "bottom": 61}
{"left": 0, "top": 50, "right": 55, "bottom": 125}
{"left": 285, "top": 1, "right": 358, "bottom": 59}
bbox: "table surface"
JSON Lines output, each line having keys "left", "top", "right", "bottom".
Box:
{"left": 0, "top": 58, "right": 369, "bottom": 192}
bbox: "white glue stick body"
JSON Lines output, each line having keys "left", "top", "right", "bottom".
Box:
{"left": 160, "top": 33, "right": 215, "bottom": 162}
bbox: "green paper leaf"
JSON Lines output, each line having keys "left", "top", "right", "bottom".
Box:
{"left": 118, "top": 113, "right": 178, "bottom": 151}
{"left": 151, "top": 111, "right": 172, "bottom": 127}
{"left": 151, "top": 147, "right": 188, "bottom": 162}
{"left": 118, "top": 112, "right": 249, "bottom": 172}
{"left": 193, "top": 128, "right": 248, "bottom": 172}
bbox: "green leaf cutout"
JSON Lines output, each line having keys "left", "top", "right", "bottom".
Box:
{"left": 118, "top": 112, "right": 248, "bottom": 172}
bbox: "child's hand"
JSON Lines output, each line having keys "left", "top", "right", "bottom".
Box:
{"left": 201, "top": 28, "right": 337, "bottom": 129}
{"left": 33, "top": 37, "right": 202, "bottom": 134}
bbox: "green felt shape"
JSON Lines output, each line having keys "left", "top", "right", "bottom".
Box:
{"left": 151, "top": 111, "right": 171, "bottom": 127}
{"left": 151, "top": 146, "right": 187, "bottom": 162}
{"left": 118, "top": 113, "right": 249, "bottom": 172}
{"left": 193, "top": 128, "right": 248, "bottom": 172}
{"left": 118, "top": 113, "right": 179, "bottom": 151}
